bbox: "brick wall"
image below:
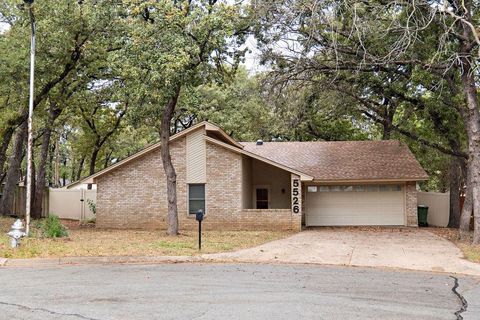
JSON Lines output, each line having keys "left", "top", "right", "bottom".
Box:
{"left": 203, "top": 142, "right": 243, "bottom": 229}
{"left": 291, "top": 210, "right": 302, "bottom": 231}
{"left": 405, "top": 181, "right": 418, "bottom": 227}
{"left": 96, "top": 137, "right": 195, "bottom": 230}
{"left": 238, "top": 209, "right": 295, "bottom": 230}
{"left": 95, "top": 137, "right": 299, "bottom": 231}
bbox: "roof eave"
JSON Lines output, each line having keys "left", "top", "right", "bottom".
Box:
{"left": 204, "top": 122, "right": 244, "bottom": 149}
{"left": 308, "top": 177, "right": 429, "bottom": 184}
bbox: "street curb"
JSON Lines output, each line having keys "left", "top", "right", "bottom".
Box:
{"left": 2, "top": 255, "right": 480, "bottom": 277}
{"left": 0, "top": 255, "right": 203, "bottom": 267}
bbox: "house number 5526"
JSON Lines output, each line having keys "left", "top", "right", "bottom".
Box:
{"left": 292, "top": 178, "right": 300, "bottom": 214}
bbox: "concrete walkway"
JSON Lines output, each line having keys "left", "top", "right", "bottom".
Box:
{"left": 205, "top": 228, "right": 480, "bottom": 276}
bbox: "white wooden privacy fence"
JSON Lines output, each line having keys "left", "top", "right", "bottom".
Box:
{"left": 417, "top": 192, "right": 450, "bottom": 227}
{"left": 7, "top": 187, "right": 449, "bottom": 225}
{"left": 48, "top": 188, "right": 96, "bottom": 221}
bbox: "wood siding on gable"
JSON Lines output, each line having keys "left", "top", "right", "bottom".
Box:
{"left": 186, "top": 128, "right": 206, "bottom": 184}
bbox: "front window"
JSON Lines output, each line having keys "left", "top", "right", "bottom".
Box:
{"left": 189, "top": 184, "right": 205, "bottom": 214}
{"left": 255, "top": 188, "right": 269, "bottom": 209}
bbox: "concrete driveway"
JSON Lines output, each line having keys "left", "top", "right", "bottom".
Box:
{"left": 206, "top": 228, "right": 480, "bottom": 276}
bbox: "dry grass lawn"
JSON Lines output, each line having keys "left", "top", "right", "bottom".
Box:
{"left": 0, "top": 217, "right": 290, "bottom": 259}
{"left": 429, "top": 227, "right": 480, "bottom": 263}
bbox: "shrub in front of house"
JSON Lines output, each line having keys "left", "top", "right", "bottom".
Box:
{"left": 86, "top": 199, "right": 96, "bottom": 215}
{"left": 41, "top": 215, "right": 69, "bottom": 238}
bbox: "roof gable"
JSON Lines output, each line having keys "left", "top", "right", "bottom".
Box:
{"left": 65, "top": 121, "right": 242, "bottom": 188}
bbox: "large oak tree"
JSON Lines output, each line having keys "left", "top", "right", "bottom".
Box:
{"left": 124, "top": 0, "right": 249, "bottom": 235}
{"left": 253, "top": 0, "right": 480, "bottom": 243}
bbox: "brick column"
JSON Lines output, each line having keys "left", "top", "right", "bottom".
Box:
{"left": 405, "top": 181, "right": 418, "bottom": 227}
{"left": 291, "top": 174, "right": 302, "bottom": 231}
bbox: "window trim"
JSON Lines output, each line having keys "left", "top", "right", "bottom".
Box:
{"left": 188, "top": 183, "right": 206, "bottom": 215}
{"left": 254, "top": 185, "right": 270, "bottom": 209}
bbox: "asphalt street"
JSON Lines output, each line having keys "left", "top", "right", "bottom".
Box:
{"left": 0, "top": 263, "right": 479, "bottom": 320}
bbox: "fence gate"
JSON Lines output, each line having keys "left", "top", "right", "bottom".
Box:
{"left": 48, "top": 188, "right": 96, "bottom": 221}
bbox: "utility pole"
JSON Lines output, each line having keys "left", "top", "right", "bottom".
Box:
{"left": 25, "top": 0, "right": 35, "bottom": 236}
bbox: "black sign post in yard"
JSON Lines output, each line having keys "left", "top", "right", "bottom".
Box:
{"left": 195, "top": 209, "right": 204, "bottom": 251}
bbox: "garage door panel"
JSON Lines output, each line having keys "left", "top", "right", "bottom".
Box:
{"left": 306, "top": 187, "right": 405, "bottom": 226}
{"left": 308, "top": 202, "right": 403, "bottom": 208}
{"left": 310, "top": 204, "right": 404, "bottom": 214}
{"left": 308, "top": 213, "right": 404, "bottom": 226}
{"left": 307, "top": 192, "right": 402, "bottom": 204}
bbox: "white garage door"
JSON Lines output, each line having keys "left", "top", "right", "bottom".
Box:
{"left": 305, "top": 184, "right": 405, "bottom": 226}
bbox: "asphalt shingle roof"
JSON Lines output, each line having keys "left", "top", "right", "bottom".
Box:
{"left": 241, "top": 140, "right": 428, "bottom": 182}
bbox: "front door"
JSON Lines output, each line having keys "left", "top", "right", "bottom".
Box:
{"left": 255, "top": 186, "right": 269, "bottom": 209}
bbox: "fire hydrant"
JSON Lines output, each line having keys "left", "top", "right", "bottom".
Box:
{"left": 6, "top": 219, "right": 26, "bottom": 248}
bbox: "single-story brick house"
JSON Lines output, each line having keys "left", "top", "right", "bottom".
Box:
{"left": 68, "top": 121, "right": 428, "bottom": 231}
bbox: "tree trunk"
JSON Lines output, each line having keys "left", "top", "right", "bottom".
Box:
{"left": 381, "top": 113, "right": 393, "bottom": 140}
{"left": 460, "top": 159, "right": 473, "bottom": 238}
{"left": 460, "top": 119, "right": 480, "bottom": 244}
{"left": 382, "top": 123, "right": 391, "bottom": 140}
{"left": 70, "top": 159, "right": 76, "bottom": 183}
{"left": 161, "top": 85, "right": 182, "bottom": 236}
{"left": 104, "top": 150, "right": 113, "bottom": 169}
{"left": 472, "top": 156, "right": 480, "bottom": 244}
{"left": 48, "top": 141, "right": 55, "bottom": 187}
{"left": 0, "top": 122, "right": 27, "bottom": 216}
{"left": 32, "top": 128, "right": 52, "bottom": 219}
{"left": 462, "top": 159, "right": 480, "bottom": 244}
{"left": 29, "top": 152, "right": 36, "bottom": 217}
{"left": 448, "top": 156, "right": 462, "bottom": 228}
{"left": 458, "top": 55, "right": 480, "bottom": 244}
{"left": 32, "top": 104, "right": 61, "bottom": 219}
{"left": 89, "top": 147, "right": 100, "bottom": 176}
{"left": 0, "top": 127, "right": 14, "bottom": 180}
{"left": 88, "top": 146, "right": 100, "bottom": 190}
{"left": 76, "top": 155, "right": 85, "bottom": 181}
{"left": 62, "top": 156, "right": 67, "bottom": 187}
{"left": 80, "top": 102, "right": 127, "bottom": 189}
{"left": 54, "top": 137, "right": 60, "bottom": 187}
{"left": 380, "top": 99, "right": 395, "bottom": 140}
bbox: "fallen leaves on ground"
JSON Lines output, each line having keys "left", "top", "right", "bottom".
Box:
{"left": 0, "top": 217, "right": 290, "bottom": 259}
{"left": 429, "top": 227, "right": 480, "bottom": 264}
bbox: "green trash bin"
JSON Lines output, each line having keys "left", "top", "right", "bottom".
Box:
{"left": 417, "top": 205, "right": 429, "bottom": 227}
